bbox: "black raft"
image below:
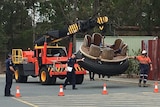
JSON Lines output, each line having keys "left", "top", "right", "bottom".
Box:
{"left": 76, "top": 33, "right": 129, "bottom": 77}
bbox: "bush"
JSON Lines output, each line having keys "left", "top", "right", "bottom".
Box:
{"left": 125, "top": 49, "right": 141, "bottom": 77}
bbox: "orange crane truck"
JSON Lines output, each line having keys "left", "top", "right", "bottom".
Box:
{"left": 11, "top": 16, "right": 108, "bottom": 85}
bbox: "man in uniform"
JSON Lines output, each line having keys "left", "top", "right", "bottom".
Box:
{"left": 63, "top": 53, "right": 84, "bottom": 90}
{"left": 129, "top": 50, "right": 153, "bottom": 87}
{"left": 4, "top": 53, "right": 15, "bottom": 97}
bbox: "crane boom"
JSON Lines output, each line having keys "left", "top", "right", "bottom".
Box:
{"left": 34, "top": 16, "right": 108, "bottom": 45}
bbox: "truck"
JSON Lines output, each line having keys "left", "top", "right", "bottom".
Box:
{"left": 11, "top": 16, "right": 108, "bottom": 85}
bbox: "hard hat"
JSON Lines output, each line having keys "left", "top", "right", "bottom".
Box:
{"left": 142, "top": 50, "right": 147, "bottom": 54}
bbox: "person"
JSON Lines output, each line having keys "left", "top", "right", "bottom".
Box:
{"left": 4, "top": 53, "right": 16, "bottom": 97}
{"left": 129, "top": 50, "right": 153, "bottom": 87}
{"left": 63, "top": 53, "right": 84, "bottom": 90}
{"left": 89, "top": 71, "right": 95, "bottom": 81}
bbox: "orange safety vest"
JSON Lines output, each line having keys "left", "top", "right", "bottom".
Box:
{"left": 136, "top": 55, "right": 152, "bottom": 64}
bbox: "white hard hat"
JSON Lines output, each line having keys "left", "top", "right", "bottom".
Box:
{"left": 142, "top": 50, "right": 147, "bottom": 54}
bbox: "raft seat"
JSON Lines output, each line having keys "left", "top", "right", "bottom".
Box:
{"left": 120, "top": 43, "right": 128, "bottom": 56}
{"left": 89, "top": 44, "right": 101, "bottom": 57}
{"left": 83, "top": 34, "right": 92, "bottom": 47}
{"left": 101, "top": 48, "right": 114, "bottom": 60}
{"left": 91, "top": 33, "right": 102, "bottom": 46}
{"left": 111, "top": 38, "right": 124, "bottom": 53}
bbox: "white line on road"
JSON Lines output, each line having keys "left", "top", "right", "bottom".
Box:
{"left": 12, "top": 97, "right": 38, "bottom": 107}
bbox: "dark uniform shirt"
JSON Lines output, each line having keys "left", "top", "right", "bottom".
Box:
{"left": 5, "top": 58, "right": 14, "bottom": 74}
{"left": 67, "top": 57, "right": 76, "bottom": 71}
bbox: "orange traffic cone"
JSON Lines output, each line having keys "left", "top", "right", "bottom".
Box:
{"left": 154, "top": 82, "right": 159, "bottom": 93}
{"left": 58, "top": 85, "right": 65, "bottom": 96}
{"left": 15, "top": 86, "right": 21, "bottom": 98}
{"left": 102, "top": 83, "right": 108, "bottom": 95}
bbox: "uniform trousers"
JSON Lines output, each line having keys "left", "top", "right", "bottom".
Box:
{"left": 5, "top": 72, "right": 13, "bottom": 96}
{"left": 139, "top": 64, "right": 149, "bottom": 84}
{"left": 64, "top": 71, "right": 76, "bottom": 89}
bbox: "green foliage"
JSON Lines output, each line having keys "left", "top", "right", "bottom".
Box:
{"left": 0, "top": 0, "right": 160, "bottom": 60}
{"left": 125, "top": 49, "right": 141, "bottom": 77}
{"left": 0, "top": 0, "right": 33, "bottom": 51}
{"left": 99, "top": 0, "right": 160, "bottom": 36}
{"left": 0, "top": 33, "right": 8, "bottom": 52}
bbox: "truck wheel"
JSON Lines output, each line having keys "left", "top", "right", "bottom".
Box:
{"left": 40, "top": 67, "right": 56, "bottom": 85}
{"left": 76, "top": 74, "right": 84, "bottom": 84}
{"left": 14, "top": 67, "right": 28, "bottom": 83}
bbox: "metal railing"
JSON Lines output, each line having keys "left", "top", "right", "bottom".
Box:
{"left": 12, "top": 49, "right": 23, "bottom": 64}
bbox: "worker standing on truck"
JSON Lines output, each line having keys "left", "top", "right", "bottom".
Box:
{"left": 63, "top": 53, "right": 84, "bottom": 90}
{"left": 4, "top": 53, "right": 16, "bottom": 97}
{"left": 129, "top": 50, "right": 153, "bottom": 87}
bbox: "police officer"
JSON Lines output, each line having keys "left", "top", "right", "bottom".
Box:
{"left": 129, "top": 50, "right": 153, "bottom": 87}
{"left": 63, "top": 53, "right": 84, "bottom": 90}
{"left": 4, "top": 53, "right": 15, "bottom": 97}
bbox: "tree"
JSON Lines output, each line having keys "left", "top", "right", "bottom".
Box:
{"left": 0, "top": 0, "right": 33, "bottom": 50}
{"left": 0, "top": 0, "right": 160, "bottom": 60}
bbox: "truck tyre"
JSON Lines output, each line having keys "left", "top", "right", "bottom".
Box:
{"left": 40, "top": 67, "right": 56, "bottom": 85}
{"left": 76, "top": 74, "right": 84, "bottom": 84}
{"left": 14, "top": 67, "right": 28, "bottom": 83}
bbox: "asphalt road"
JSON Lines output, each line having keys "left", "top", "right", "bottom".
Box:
{"left": 0, "top": 74, "right": 160, "bottom": 107}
